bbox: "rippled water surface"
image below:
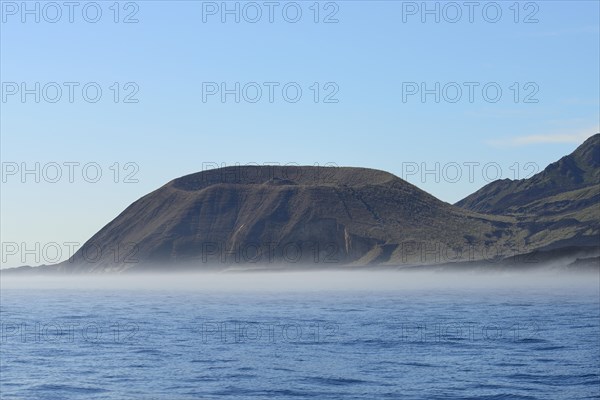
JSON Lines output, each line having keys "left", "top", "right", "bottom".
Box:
{"left": 1, "top": 282, "right": 599, "bottom": 399}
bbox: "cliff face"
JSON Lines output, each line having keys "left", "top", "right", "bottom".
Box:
{"left": 58, "top": 166, "right": 513, "bottom": 272}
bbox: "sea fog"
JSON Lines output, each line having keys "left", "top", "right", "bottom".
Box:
{"left": 2, "top": 268, "right": 599, "bottom": 291}
{"left": 1, "top": 268, "right": 599, "bottom": 399}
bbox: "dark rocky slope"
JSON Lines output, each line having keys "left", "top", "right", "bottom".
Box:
{"left": 5, "top": 135, "right": 598, "bottom": 274}
{"left": 457, "top": 134, "right": 599, "bottom": 214}
{"left": 56, "top": 166, "right": 515, "bottom": 272}
{"left": 456, "top": 134, "right": 599, "bottom": 254}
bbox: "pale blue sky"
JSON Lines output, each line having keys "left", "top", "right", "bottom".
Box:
{"left": 1, "top": 1, "right": 599, "bottom": 267}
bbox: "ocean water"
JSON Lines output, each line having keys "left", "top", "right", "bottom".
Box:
{"left": 1, "top": 275, "right": 599, "bottom": 399}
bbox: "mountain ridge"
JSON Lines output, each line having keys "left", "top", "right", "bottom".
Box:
{"left": 455, "top": 134, "right": 599, "bottom": 257}
{"left": 51, "top": 165, "right": 518, "bottom": 272}
{"left": 456, "top": 134, "right": 600, "bottom": 214}
{"left": 3, "top": 135, "right": 598, "bottom": 274}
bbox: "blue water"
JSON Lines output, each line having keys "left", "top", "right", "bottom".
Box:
{"left": 1, "top": 287, "right": 599, "bottom": 399}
